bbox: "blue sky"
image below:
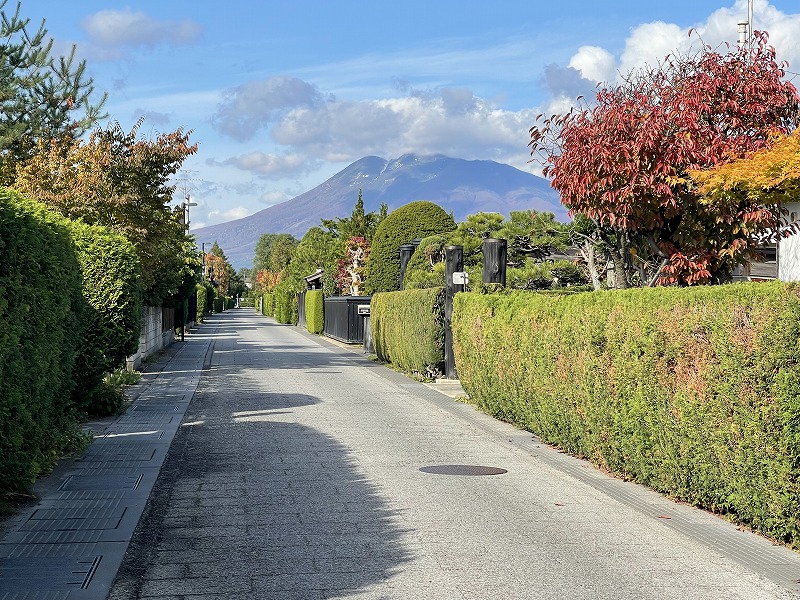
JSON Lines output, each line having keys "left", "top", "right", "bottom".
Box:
{"left": 18, "top": 0, "right": 800, "bottom": 228}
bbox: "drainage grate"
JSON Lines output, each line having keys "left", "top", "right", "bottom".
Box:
{"left": 419, "top": 465, "right": 508, "bottom": 476}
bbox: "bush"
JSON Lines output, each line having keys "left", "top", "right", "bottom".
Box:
{"left": 261, "top": 292, "right": 275, "bottom": 316}
{"left": 68, "top": 221, "right": 142, "bottom": 415}
{"left": 196, "top": 283, "right": 207, "bottom": 323}
{"left": 372, "top": 288, "right": 445, "bottom": 378}
{"left": 305, "top": 290, "right": 324, "bottom": 334}
{"left": 213, "top": 297, "right": 224, "bottom": 313}
{"left": 366, "top": 201, "right": 455, "bottom": 294}
{"left": 274, "top": 290, "right": 298, "bottom": 324}
{"left": 0, "top": 189, "right": 84, "bottom": 495}
{"left": 452, "top": 282, "right": 800, "bottom": 545}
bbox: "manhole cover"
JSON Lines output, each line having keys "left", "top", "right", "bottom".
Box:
{"left": 419, "top": 465, "right": 508, "bottom": 476}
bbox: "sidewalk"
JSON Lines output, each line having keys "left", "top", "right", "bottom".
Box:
{"left": 3, "top": 308, "right": 800, "bottom": 599}
{"left": 0, "top": 322, "right": 216, "bottom": 599}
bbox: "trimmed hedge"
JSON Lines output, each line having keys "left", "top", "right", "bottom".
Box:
{"left": 372, "top": 288, "right": 445, "bottom": 378}
{"left": 0, "top": 190, "right": 84, "bottom": 494}
{"left": 305, "top": 290, "right": 324, "bottom": 334}
{"left": 261, "top": 292, "right": 275, "bottom": 317}
{"left": 366, "top": 201, "right": 456, "bottom": 294}
{"left": 274, "top": 290, "right": 298, "bottom": 324}
{"left": 68, "top": 221, "right": 142, "bottom": 415}
{"left": 213, "top": 297, "right": 224, "bottom": 313}
{"left": 452, "top": 283, "right": 800, "bottom": 545}
{"left": 196, "top": 283, "right": 207, "bottom": 323}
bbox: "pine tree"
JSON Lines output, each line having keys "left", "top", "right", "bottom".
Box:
{"left": 0, "top": 0, "right": 106, "bottom": 183}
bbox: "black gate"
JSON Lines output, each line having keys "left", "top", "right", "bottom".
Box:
{"left": 323, "top": 296, "right": 371, "bottom": 344}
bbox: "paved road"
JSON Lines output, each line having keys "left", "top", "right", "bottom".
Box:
{"left": 4, "top": 308, "right": 800, "bottom": 599}
{"left": 109, "top": 309, "right": 800, "bottom": 599}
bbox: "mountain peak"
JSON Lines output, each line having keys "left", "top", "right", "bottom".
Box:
{"left": 193, "top": 154, "right": 563, "bottom": 268}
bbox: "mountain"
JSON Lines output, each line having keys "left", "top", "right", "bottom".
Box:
{"left": 192, "top": 153, "right": 564, "bottom": 268}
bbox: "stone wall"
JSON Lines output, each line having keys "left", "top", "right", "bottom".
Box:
{"left": 126, "top": 306, "right": 174, "bottom": 370}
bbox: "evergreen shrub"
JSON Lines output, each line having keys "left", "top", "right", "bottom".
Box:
{"left": 452, "top": 283, "right": 800, "bottom": 545}
{"left": 0, "top": 189, "right": 83, "bottom": 495}
{"left": 68, "top": 221, "right": 142, "bottom": 415}
{"left": 196, "top": 283, "right": 207, "bottom": 323}
{"left": 305, "top": 290, "right": 324, "bottom": 334}
{"left": 372, "top": 288, "right": 445, "bottom": 378}
{"left": 262, "top": 292, "right": 275, "bottom": 317}
{"left": 366, "top": 201, "right": 455, "bottom": 294}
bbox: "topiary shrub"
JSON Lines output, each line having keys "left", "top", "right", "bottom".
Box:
{"left": 371, "top": 288, "right": 445, "bottom": 378}
{"left": 213, "top": 297, "right": 224, "bottom": 313}
{"left": 365, "top": 201, "right": 455, "bottom": 294}
{"left": 453, "top": 282, "right": 800, "bottom": 546}
{"left": 305, "top": 290, "right": 324, "bottom": 334}
{"left": 68, "top": 221, "right": 142, "bottom": 415}
{"left": 261, "top": 292, "right": 275, "bottom": 316}
{"left": 196, "top": 283, "right": 207, "bottom": 323}
{"left": 0, "top": 189, "right": 84, "bottom": 496}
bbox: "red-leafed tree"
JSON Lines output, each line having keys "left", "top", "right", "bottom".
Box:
{"left": 530, "top": 32, "right": 800, "bottom": 286}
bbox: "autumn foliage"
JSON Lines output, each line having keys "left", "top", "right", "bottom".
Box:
{"left": 530, "top": 32, "right": 800, "bottom": 286}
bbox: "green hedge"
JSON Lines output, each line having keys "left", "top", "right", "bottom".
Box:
{"left": 0, "top": 190, "right": 84, "bottom": 495}
{"left": 305, "top": 290, "right": 324, "bottom": 334}
{"left": 261, "top": 292, "right": 274, "bottom": 317}
{"left": 452, "top": 283, "right": 800, "bottom": 545}
{"left": 196, "top": 283, "right": 207, "bottom": 323}
{"left": 366, "top": 201, "right": 456, "bottom": 294}
{"left": 68, "top": 221, "right": 142, "bottom": 415}
{"left": 372, "top": 288, "right": 445, "bottom": 378}
{"left": 274, "top": 290, "right": 298, "bottom": 324}
{"left": 213, "top": 297, "right": 224, "bottom": 313}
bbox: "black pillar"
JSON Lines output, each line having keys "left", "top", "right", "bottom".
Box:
{"left": 482, "top": 238, "right": 507, "bottom": 286}
{"left": 444, "top": 245, "right": 464, "bottom": 379}
{"left": 398, "top": 244, "right": 416, "bottom": 290}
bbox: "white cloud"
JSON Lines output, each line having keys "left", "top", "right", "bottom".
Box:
{"left": 204, "top": 206, "right": 252, "bottom": 226}
{"left": 212, "top": 77, "right": 326, "bottom": 142}
{"left": 82, "top": 9, "right": 201, "bottom": 53}
{"left": 568, "top": 46, "right": 616, "bottom": 85}
{"left": 214, "top": 152, "right": 319, "bottom": 179}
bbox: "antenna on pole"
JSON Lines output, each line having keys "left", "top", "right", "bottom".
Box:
{"left": 738, "top": 0, "right": 754, "bottom": 49}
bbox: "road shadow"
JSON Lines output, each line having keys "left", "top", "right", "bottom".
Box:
{"left": 109, "top": 357, "right": 412, "bottom": 598}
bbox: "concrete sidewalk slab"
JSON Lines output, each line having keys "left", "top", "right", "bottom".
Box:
{"left": 0, "top": 324, "right": 215, "bottom": 600}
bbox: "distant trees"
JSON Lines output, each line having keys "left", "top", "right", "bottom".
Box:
{"left": 530, "top": 33, "right": 800, "bottom": 287}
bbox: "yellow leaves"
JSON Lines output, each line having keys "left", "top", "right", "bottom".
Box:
{"left": 690, "top": 129, "right": 800, "bottom": 196}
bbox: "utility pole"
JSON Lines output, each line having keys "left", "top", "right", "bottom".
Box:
{"left": 738, "top": 0, "right": 754, "bottom": 47}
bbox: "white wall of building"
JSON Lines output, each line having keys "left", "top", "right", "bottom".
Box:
{"left": 779, "top": 201, "right": 800, "bottom": 281}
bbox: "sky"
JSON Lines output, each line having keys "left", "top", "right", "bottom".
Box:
{"left": 16, "top": 0, "right": 800, "bottom": 229}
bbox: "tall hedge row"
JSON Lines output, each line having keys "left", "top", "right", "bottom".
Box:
{"left": 452, "top": 283, "right": 800, "bottom": 545}
{"left": 69, "top": 221, "right": 142, "bottom": 415}
{"left": 0, "top": 190, "right": 84, "bottom": 494}
{"left": 196, "top": 283, "right": 207, "bottom": 323}
{"left": 274, "top": 290, "right": 298, "bottom": 324}
{"left": 305, "top": 290, "right": 324, "bottom": 334}
{"left": 372, "top": 288, "right": 445, "bottom": 378}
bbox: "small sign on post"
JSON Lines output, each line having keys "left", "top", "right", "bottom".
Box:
{"left": 452, "top": 271, "right": 469, "bottom": 286}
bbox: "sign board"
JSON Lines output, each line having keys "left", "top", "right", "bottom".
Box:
{"left": 452, "top": 271, "right": 469, "bottom": 285}
{"left": 357, "top": 304, "right": 371, "bottom": 315}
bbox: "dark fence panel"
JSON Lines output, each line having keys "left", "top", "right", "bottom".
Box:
{"left": 162, "top": 306, "right": 175, "bottom": 332}
{"left": 324, "top": 296, "right": 371, "bottom": 344}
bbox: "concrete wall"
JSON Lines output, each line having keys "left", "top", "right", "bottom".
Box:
{"left": 779, "top": 201, "right": 800, "bottom": 282}
{"left": 126, "top": 306, "right": 174, "bottom": 371}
